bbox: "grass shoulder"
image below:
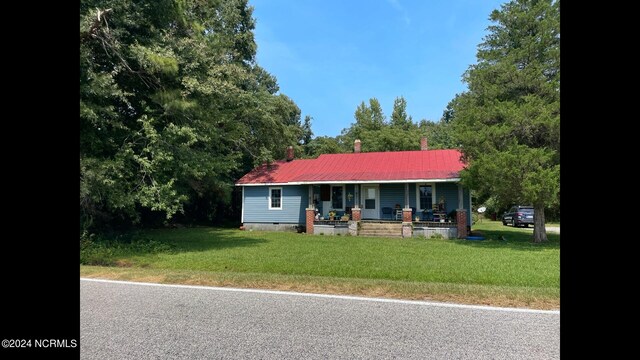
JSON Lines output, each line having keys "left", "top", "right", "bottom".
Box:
{"left": 81, "top": 221, "right": 559, "bottom": 309}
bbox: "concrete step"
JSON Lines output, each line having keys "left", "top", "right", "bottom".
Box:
{"left": 359, "top": 228, "right": 401, "bottom": 232}
{"left": 360, "top": 229, "right": 402, "bottom": 233}
{"left": 358, "top": 230, "right": 403, "bottom": 237}
{"left": 359, "top": 221, "right": 403, "bottom": 237}
{"left": 359, "top": 233, "right": 403, "bottom": 238}
{"left": 360, "top": 223, "right": 403, "bottom": 229}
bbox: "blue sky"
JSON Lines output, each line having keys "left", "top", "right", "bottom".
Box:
{"left": 251, "top": 0, "right": 506, "bottom": 137}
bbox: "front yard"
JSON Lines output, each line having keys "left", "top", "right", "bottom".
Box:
{"left": 80, "top": 221, "right": 559, "bottom": 309}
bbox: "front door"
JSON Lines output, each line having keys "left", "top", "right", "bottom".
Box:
{"left": 361, "top": 185, "right": 379, "bottom": 219}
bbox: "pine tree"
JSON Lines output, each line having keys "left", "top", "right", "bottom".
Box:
{"left": 451, "top": 0, "right": 560, "bottom": 242}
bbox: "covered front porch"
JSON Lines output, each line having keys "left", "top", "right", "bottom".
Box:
{"left": 307, "top": 182, "right": 470, "bottom": 223}
{"left": 305, "top": 181, "right": 471, "bottom": 238}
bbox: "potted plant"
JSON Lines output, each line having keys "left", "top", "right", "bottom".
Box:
{"left": 328, "top": 210, "right": 336, "bottom": 220}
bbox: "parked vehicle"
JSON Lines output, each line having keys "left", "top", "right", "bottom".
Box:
{"left": 502, "top": 206, "right": 534, "bottom": 227}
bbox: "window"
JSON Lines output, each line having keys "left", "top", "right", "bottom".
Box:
{"left": 417, "top": 184, "right": 433, "bottom": 210}
{"left": 269, "top": 187, "right": 282, "bottom": 210}
{"left": 331, "top": 185, "right": 344, "bottom": 210}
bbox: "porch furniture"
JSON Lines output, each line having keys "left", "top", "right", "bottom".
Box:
{"left": 433, "top": 211, "right": 447, "bottom": 222}
{"left": 433, "top": 204, "right": 447, "bottom": 222}
{"left": 394, "top": 209, "right": 403, "bottom": 220}
{"left": 382, "top": 207, "right": 393, "bottom": 219}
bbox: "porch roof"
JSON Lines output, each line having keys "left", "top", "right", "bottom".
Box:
{"left": 236, "top": 149, "right": 465, "bottom": 186}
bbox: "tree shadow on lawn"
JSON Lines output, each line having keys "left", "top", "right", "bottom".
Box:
{"left": 142, "top": 227, "right": 268, "bottom": 253}
{"left": 81, "top": 228, "right": 268, "bottom": 266}
{"left": 452, "top": 226, "right": 560, "bottom": 251}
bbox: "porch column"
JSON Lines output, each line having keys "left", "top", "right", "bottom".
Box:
{"left": 306, "top": 207, "right": 315, "bottom": 235}
{"left": 308, "top": 185, "right": 314, "bottom": 209}
{"left": 354, "top": 184, "right": 359, "bottom": 208}
{"left": 404, "top": 183, "right": 410, "bottom": 208}
{"left": 456, "top": 209, "right": 468, "bottom": 238}
{"left": 457, "top": 183, "right": 464, "bottom": 210}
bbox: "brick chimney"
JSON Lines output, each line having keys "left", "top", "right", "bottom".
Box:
{"left": 286, "top": 146, "right": 294, "bottom": 161}
{"left": 354, "top": 139, "right": 361, "bottom": 153}
{"left": 420, "top": 136, "right": 428, "bottom": 150}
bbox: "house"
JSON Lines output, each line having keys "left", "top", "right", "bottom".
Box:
{"left": 235, "top": 138, "right": 471, "bottom": 238}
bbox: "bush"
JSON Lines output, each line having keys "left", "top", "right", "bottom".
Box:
{"left": 430, "top": 233, "right": 444, "bottom": 240}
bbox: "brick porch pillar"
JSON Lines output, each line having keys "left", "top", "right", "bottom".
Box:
{"left": 402, "top": 208, "right": 413, "bottom": 222}
{"left": 351, "top": 207, "right": 361, "bottom": 221}
{"left": 456, "top": 209, "right": 468, "bottom": 238}
{"left": 306, "top": 207, "right": 315, "bottom": 234}
{"left": 402, "top": 223, "right": 413, "bottom": 238}
{"left": 402, "top": 208, "right": 413, "bottom": 238}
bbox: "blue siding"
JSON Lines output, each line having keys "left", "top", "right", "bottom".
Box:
{"left": 435, "top": 182, "right": 458, "bottom": 215}
{"left": 435, "top": 182, "right": 472, "bottom": 226}
{"left": 243, "top": 186, "right": 306, "bottom": 224}
{"left": 409, "top": 183, "right": 417, "bottom": 208}
{"left": 379, "top": 184, "right": 404, "bottom": 210}
{"left": 377, "top": 184, "right": 418, "bottom": 219}
{"left": 243, "top": 183, "right": 471, "bottom": 225}
{"left": 378, "top": 184, "right": 418, "bottom": 209}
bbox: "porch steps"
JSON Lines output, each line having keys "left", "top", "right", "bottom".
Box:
{"left": 359, "top": 222, "right": 403, "bottom": 238}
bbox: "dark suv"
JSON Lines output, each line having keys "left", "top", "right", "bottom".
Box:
{"left": 502, "top": 206, "right": 534, "bottom": 227}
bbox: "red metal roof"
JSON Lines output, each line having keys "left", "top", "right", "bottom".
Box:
{"left": 236, "top": 149, "right": 465, "bottom": 185}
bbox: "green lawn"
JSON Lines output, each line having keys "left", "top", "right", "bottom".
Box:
{"left": 81, "top": 220, "right": 559, "bottom": 309}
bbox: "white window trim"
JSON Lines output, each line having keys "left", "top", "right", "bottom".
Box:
{"left": 330, "top": 184, "right": 346, "bottom": 211}
{"left": 415, "top": 183, "right": 436, "bottom": 211}
{"left": 268, "top": 187, "right": 283, "bottom": 210}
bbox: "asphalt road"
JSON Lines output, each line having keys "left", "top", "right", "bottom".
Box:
{"left": 81, "top": 279, "right": 559, "bottom": 359}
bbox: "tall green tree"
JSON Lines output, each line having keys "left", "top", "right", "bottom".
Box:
{"left": 368, "top": 98, "right": 386, "bottom": 130}
{"left": 301, "top": 115, "right": 313, "bottom": 146}
{"left": 390, "top": 96, "right": 413, "bottom": 130}
{"left": 80, "top": 0, "right": 304, "bottom": 231}
{"left": 450, "top": 0, "right": 560, "bottom": 242}
{"left": 337, "top": 96, "right": 459, "bottom": 153}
